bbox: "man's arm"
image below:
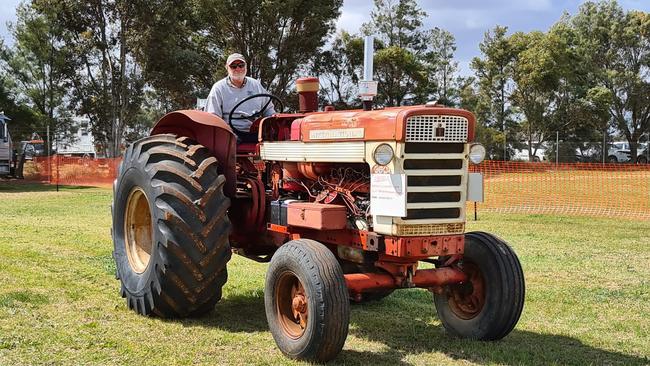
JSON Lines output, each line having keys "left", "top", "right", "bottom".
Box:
{"left": 205, "top": 83, "right": 223, "bottom": 118}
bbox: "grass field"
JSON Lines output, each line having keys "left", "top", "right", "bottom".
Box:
{"left": 0, "top": 182, "right": 649, "bottom": 365}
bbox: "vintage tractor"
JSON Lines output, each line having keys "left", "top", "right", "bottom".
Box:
{"left": 112, "top": 78, "right": 524, "bottom": 361}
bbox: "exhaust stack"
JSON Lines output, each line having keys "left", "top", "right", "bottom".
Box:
{"left": 360, "top": 36, "right": 378, "bottom": 111}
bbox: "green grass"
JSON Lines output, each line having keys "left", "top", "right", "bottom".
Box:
{"left": 0, "top": 182, "right": 648, "bottom": 365}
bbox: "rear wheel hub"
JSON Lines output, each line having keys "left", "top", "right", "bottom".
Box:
{"left": 124, "top": 187, "right": 153, "bottom": 273}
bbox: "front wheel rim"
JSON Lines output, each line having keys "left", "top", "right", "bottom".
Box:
{"left": 275, "top": 271, "right": 308, "bottom": 339}
{"left": 124, "top": 187, "right": 153, "bottom": 274}
{"left": 447, "top": 262, "right": 486, "bottom": 319}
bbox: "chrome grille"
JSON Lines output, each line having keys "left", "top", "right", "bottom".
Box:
{"left": 406, "top": 115, "right": 468, "bottom": 142}
{"left": 395, "top": 139, "right": 467, "bottom": 233}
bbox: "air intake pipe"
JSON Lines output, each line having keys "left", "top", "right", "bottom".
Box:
{"left": 296, "top": 77, "right": 319, "bottom": 113}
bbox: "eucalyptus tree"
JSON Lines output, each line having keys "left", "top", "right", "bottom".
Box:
{"left": 31, "top": 0, "right": 146, "bottom": 157}
{"left": 196, "top": 0, "right": 343, "bottom": 99}
{"left": 471, "top": 26, "right": 517, "bottom": 159}
{"left": 3, "top": 2, "right": 75, "bottom": 142}
{"left": 571, "top": 0, "right": 650, "bottom": 160}
{"left": 360, "top": 0, "right": 430, "bottom": 106}
{"left": 311, "top": 31, "right": 364, "bottom": 109}
{"left": 425, "top": 27, "right": 458, "bottom": 105}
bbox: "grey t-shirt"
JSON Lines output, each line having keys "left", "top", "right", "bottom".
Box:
{"left": 204, "top": 76, "right": 276, "bottom": 131}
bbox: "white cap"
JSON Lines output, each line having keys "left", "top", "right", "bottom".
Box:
{"left": 226, "top": 53, "right": 246, "bottom": 66}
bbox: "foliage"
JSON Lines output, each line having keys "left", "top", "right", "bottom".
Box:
{"left": 196, "top": 0, "right": 343, "bottom": 100}
{"left": 30, "top": 0, "right": 147, "bottom": 157}
{"left": 471, "top": 26, "right": 517, "bottom": 159}
{"left": 126, "top": 0, "right": 215, "bottom": 110}
{"left": 424, "top": 27, "right": 459, "bottom": 105}
{"left": 2, "top": 3, "right": 75, "bottom": 144}
{"left": 570, "top": 1, "right": 650, "bottom": 159}
{"left": 311, "top": 31, "right": 364, "bottom": 109}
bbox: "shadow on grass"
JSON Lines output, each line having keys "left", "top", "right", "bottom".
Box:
{"left": 171, "top": 293, "right": 268, "bottom": 333}
{"left": 344, "top": 291, "right": 649, "bottom": 365}
{"left": 177, "top": 290, "right": 648, "bottom": 365}
{"left": 0, "top": 180, "right": 96, "bottom": 192}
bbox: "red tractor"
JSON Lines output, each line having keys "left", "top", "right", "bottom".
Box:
{"left": 111, "top": 77, "right": 524, "bottom": 362}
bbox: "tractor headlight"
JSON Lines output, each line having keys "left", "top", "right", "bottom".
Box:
{"left": 373, "top": 144, "right": 394, "bottom": 166}
{"left": 469, "top": 143, "right": 486, "bottom": 164}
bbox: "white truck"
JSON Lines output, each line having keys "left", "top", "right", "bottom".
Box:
{"left": 0, "top": 112, "right": 15, "bottom": 176}
{"left": 55, "top": 117, "right": 97, "bottom": 158}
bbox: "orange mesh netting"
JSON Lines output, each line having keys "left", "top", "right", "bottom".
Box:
{"left": 23, "top": 157, "right": 650, "bottom": 220}
{"left": 24, "top": 156, "right": 120, "bottom": 187}
{"left": 470, "top": 161, "right": 650, "bottom": 220}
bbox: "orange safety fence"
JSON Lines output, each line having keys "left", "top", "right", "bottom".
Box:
{"left": 470, "top": 161, "right": 650, "bottom": 220}
{"left": 22, "top": 157, "right": 650, "bottom": 221}
{"left": 24, "top": 156, "right": 120, "bottom": 187}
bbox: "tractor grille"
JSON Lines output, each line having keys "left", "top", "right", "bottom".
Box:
{"left": 398, "top": 115, "right": 468, "bottom": 230}
{"left": 406, "top": 115, "right": 468, "bottom": 143}
{"left": 395, "top": 223, "right": 465, "bottom": 236}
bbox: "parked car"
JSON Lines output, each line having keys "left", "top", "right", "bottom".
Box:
{"left": 607, "top": 141, "right": 631, "bottom": 163}
{"left": 512, "top": 146, "right": 547, "bottom": 162}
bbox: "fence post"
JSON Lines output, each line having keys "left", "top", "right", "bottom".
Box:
{"left": 47, "top": 124, "right": 51, "bottom": 183}
{"left": 556, "top": 131, "right": 559, "bottom": 164}
{"left": 602, "top": 131, "right": 606, "bottom": 164}
{"left": 56, "top": 154, "right": 59, "bottom": 192}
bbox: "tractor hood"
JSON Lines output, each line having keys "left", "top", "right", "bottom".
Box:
{"left": 295, "top": 105, "right": 476, "bottom": 143}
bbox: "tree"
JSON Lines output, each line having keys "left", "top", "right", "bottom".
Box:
{"left": 361, "top": 0, "right": 430, "bottom": 106}
{"left": 362, "top": 0, "right": 427, "bottom": 52}
{"left": 311, "top": 31, "right": 364, "bottom": 109}
{"left": 373, "top": 45, "right": 427, "bottom": 106}
{"left": 571, "top": 0, "right": 650, "bottom": 160}
{"left": 471, "top": 26, "right": 517, "bottom": 159}
{"left": 0, "top": 40, "right": 40, "bottom": 143}
{"left": 33, "top": 0, "right": 146, "bottom": 157}
{"left": 3, "top": 3, "right": 74, "bottom": 144}
{"left": 196, "top": 0, "right": 343, "bottom": 99}
{"left": 425, "top": 27, "right": 458, "bottom": 105}
{"left": 126, "top": 0, "right": 216, "bottom": 109}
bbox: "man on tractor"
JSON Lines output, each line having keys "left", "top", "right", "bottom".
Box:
{"left": 205, "top": 53, "right": 276, "bottom": 142}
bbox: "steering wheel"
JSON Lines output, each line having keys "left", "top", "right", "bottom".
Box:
{"left": 227, "top": 93, "right": 285, "bottom": 136}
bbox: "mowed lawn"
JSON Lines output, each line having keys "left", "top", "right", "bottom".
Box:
{"left": 0, "top": 182, "right": 648, "bottom": 365}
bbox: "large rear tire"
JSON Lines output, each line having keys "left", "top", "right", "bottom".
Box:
{"left": 434, "top": 231, "right": 524, "bottom": 340}
{"left": 265, "top": 239, "right": 350, "bottom": 362}
{"left": 112, "top": 134, "right": 231, "bottom": 317}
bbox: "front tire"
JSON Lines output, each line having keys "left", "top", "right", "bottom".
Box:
{"left": 434, "top": 231, "right": 524, "bottom": 340}
{"left": 112, "top": 134, "right": 231, "bottom": 317}
{"left": 265, "top": 239, "right": 350, "bottom": 362}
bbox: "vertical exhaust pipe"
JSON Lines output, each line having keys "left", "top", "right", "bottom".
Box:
{"left": 360, "top": 36, "right": 378, "bottom": 111}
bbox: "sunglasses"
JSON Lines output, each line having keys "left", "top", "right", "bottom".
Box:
{"left": 229, "top": 63, "right": 246, "bottom": 69}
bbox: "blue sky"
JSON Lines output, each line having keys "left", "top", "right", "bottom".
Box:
{"left": 2, "top": 0, "right": 650, "bottom": 75}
